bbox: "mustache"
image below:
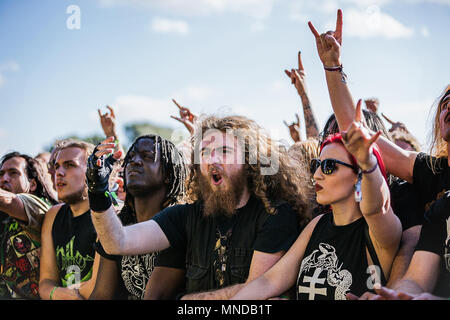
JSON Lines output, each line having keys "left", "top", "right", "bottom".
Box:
{"left": 208, "top": 166, "right": 226, "bottom": 177}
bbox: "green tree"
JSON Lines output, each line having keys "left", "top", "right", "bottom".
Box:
{"left": 124, "top": 122, "right": 174, "bottom": 146}
{"left": 45, "top": 134, "right": 105, "bottom": 152}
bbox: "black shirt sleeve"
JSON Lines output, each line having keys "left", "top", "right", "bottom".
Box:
{"left": 412, "top": 153, "right": 449, "bottom": 202}
{"left": 94, "top": 240, "right": 120, "bottom": 261}
{"left": 253, "top": 203, "right": 301, "bottom": 253}
{"left": 414, "top": 218, "right": 446, "bottom": 256}
{"left": 152, "top": 204, "right": 189, "bottom": 251}
{"left": 412, "top": 152, "right": 434, "bottom": 188}
{"left": 390, "top": 179, "right": 425, "bottom": 231}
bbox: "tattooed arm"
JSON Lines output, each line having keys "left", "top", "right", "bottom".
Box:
{"left": 285, "top": 51, "right": 320, "bottom": 139}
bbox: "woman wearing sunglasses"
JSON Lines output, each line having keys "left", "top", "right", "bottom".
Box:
{"left": 231, "top": 103, "right": 402, "bottom": 300}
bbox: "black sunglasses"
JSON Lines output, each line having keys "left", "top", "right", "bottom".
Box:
{"left": 310, "top": 158, "right": 358, "bottom": 175}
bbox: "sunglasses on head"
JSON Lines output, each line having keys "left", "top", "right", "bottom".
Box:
{"left": 310, "top": 158, "right": 358, "bottom": 175}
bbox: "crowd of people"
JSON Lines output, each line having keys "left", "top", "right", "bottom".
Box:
{"left": 0, "top": 9, "right": 448, "bottom": 301}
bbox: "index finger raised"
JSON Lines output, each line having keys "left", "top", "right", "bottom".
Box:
{"left": 298, "top": 51, "right": 304, "bottom": 71}
{"left": 308, "top": 21, "right": 320, "bottom": 38}
{"left": 172, "top": 98, "right": 183, "bottom": 110}
{"left": 355, "top": 99, "right": 363, "bottom": 123}
{"left": 381, "top": 113, "right": 395, "bottom": 125}
{"left": 335, "top": 9, "right": 343, "bottom": 40}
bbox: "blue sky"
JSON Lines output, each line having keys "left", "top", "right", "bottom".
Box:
{"left": 0, "top": 0, "right": 449, "bottom": 157}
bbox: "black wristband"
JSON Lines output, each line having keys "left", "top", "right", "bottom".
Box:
{"left": 88, "top": 190, "right": 113, "bottom": 213}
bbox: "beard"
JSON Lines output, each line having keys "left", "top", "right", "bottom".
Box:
{"left": 198, "top": 167, "right": 247, "bottom": 218}
{"left": 59, "top": 185, "right": 87, "bottom": 205}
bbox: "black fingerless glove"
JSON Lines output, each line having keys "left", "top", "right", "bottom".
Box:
{"left": 424, "top": 190, "right": 450, "bottom": 224}
{"left": 86, "top": 146, "right": 118, "bottom": 212}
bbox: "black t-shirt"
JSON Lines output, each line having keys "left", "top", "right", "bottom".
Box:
{"left": 414, "top": 211, "right": 450, "bottom": 297}
{"left": 152, "top": 196, "right": 300, "bottom": 254}
{"left": 390, "top": 178, "right": 425, "bottom": 231}
{"left": 412, "top": 152, "right": 449, "bottom": 297}
{"left": 412, "top": 152, "right": 449, "bottom": 213}
{"left": 51, "top": 204, "right": 97, "bottom": 287}
{"left": 95, "top": 209, "right": 185, "bottom": 300}
{"left": 296, "top": 213, "right": 382, "bottom": 300}
{"left": 152, "top": 195, "right": 301, "bottom": 292}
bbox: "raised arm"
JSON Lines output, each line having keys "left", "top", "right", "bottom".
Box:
{"left": 308, "top": 9, "right": 418, "bottom": 182}
{"left": 171, "top": 99, "right": 197, "bottom": 135}
{"left": 98, "top": 106, "right": 124, "bottom": 159}
{"left": 342, "top": 101, "right": 401, "bottom": 278}
{"left": 283, "top": 114, "right": 302, "bottom": 143}
{"left": 0, "top": 188, "right": 28, "bottom": 223}
{"left": 284, "top": 51, "right": 319, "bottom": 138}
{"left": 343, "top": 100, "right": 401, "bottom": 243}
{"left": 86, "top": 137, "right": 170, "bottom": 256}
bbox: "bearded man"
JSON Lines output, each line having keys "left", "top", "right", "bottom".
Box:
{"left": 88, "top": 115, "right": 312, "bottom": 299}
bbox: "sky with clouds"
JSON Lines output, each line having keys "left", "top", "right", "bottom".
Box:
{"left": 0, "top": 0, "right": 449, "bottom": 156}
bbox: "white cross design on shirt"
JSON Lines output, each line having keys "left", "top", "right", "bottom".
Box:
{"left": 298, "top": 268, "right": 327, "bottom": 300}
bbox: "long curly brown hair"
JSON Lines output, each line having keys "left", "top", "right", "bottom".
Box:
{"left": 428, "top": 85, "right": 449, "bottom": 173}
{"left": 186, "top": 115, "right": 313, "bottom": 228}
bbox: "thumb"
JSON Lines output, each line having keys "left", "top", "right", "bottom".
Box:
{"left": 368, "top": 131, "right": 382, "bottom": 145}
{"left": 324, "top": 34, "right": 340, "bottom": 50}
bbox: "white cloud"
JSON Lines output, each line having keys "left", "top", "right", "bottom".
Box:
{"left": 336, "top": 7, "right": 414, "bottom": 39}
{"left": 151, "top": 17, "right": 190, "bottom": 35}
{"left": 98, "top": 0, "right": 277, "bottom": 19}
{"left": 172, "top": 85, "right": 215, "bottom": 102}
{"left": 112, "top": 95, "right": 176, "bottom": 127}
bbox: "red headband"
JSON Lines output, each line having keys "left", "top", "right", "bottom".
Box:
{"left": 320, "top": 133, "right": 387, "bottom": 180}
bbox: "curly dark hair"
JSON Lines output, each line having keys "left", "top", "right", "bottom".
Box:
{"left": 1, "top": 152, "right": 58, "bottom": 205}
{"left": 186, "top": 115, "right": 312, "bottom": 228}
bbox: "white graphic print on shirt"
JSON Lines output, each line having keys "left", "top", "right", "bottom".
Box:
{"left": 298, "top": 243, "right": 352, "bottom": 300}
{"left": 121, "top": 252, "right": 157, "bottom": 299}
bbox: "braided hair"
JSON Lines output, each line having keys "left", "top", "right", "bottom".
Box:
{"left": 120, "top": 135, "right": 188, "bottom": 224}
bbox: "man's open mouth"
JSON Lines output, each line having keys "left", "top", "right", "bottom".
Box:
{"left": 211, "top": 172, "right": 223, "bottom": 186}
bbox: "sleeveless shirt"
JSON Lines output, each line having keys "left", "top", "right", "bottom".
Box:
{"left": 51, "top": 204, "right": 97, "bottom": 287}
{"left": 296, "top": 213, "right": 384, "bottom": 300}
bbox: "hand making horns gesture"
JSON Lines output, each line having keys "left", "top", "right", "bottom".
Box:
{"left": 98, "top": 105, "right": 117, "bottom": 138}
{"left": 342, "top": 100, "right": 382, "bottom": 169}
{"left": 171, "top": 99, "right": 196, "bottom": 135}
{"left": 283, "top": 113, "right": 302, "bottom": 143}
{"left": 284, "top": 51, "right": 308, "bottom": 97}
{"left": 308, "top": 9, "right": 343, "bottom": 67}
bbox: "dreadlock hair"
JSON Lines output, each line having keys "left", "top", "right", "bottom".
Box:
{"left": 1, "top": 152, "right": 58, "bottom": 205}
{"left": 120, "top": 135, "right": 188, "bottom": 224}
{"left": 187, "top": 115, "right": 312, "bottom": 228}
{"left": 390, "top": 129, "right": 422, "bottom": 152}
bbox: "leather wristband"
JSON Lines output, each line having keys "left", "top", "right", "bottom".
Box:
{"left": 88, "top": 190, "right": 113, "bottom": 213}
